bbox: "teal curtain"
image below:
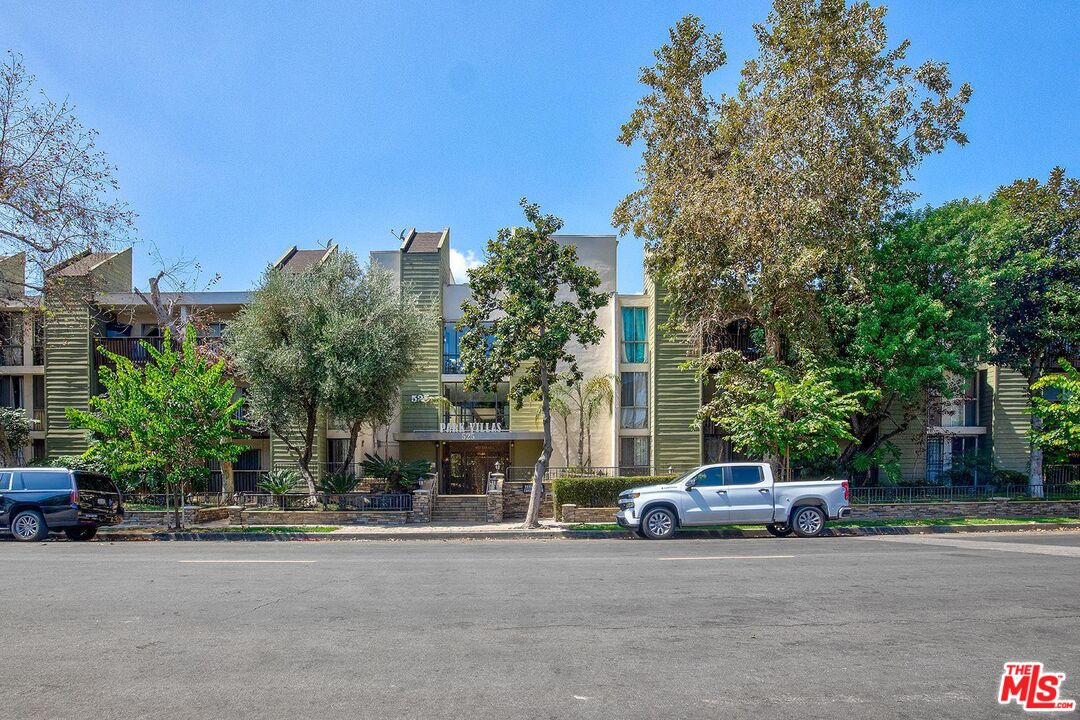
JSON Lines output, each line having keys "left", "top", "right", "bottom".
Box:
{"left": 621, "top": 307, "right": 647, "bottom": 363}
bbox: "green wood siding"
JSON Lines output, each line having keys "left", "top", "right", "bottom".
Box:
{"left": 399, "top": 252, "right": 442, "bottom": 431}
{"left": 991, "top": 366, "right": 1030, "bottom": 474}
{"left": 44, "top": 300, "right": 92, "bottom": 456}
{"left": 269, "top": 413, "right": 327, "bottom": 485}
{"left": 884, "top": 404, "right": 927, "bottom": 482}
{"left": 648, "top": 284, "right": 701, "bottom": 471}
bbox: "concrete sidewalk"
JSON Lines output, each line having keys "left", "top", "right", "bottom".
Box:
{"left": 91, "top": 521, "right": 1080, "bottom": 541}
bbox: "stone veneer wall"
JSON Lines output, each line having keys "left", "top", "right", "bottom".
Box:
{"left": 501, "top": 482, "right": 554, "bottom": 520}
{"left": 238, "top": 510, "right": 408, "bottom": 526}
{"left": 561, "top": 501, "right": 1080, "bottom": 524}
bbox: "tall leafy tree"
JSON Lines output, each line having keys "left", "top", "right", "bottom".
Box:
{"left": 820, "top": 202, "right": 991, "bottom": 479}
{"left": 707, "top": 364, "right": 877, "bottom": 480}
{"left": 226, "top": 251, "right": 429, "bottom": 492}
{"left": 1031, "top": 360, "right": 1080, "bottom": 465}
{"left": 615, "top": 2, "right": 971, "bottom": 478}
{"left": 459, "top": 199, "right": 608, "bottom": 527}
{"left": 976, "top": 168, "right": 1080, "bottom": 489}
{"left": 66, "top": 328, "right": 245, "bottom": 528}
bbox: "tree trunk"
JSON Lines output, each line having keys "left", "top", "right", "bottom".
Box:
{"left": 524, "top": 367, "right": 553, "bottom": 529}
{"left": 585, "top": 419, "right": 593, "bottom": 468}
{"left": 576, "top": 413, "right": 585, "bottom": 468}
{"left": 342, "top": 421, "right": 362, "bottom": 474}
{"left": 1028, "top": 359, "right": 1045, "bottom": 498}
{"left": 562, "top": 417, "right": 570, "bottom": 468}
{"left": 172, "top": 482, "right": 183, "bottom": 530}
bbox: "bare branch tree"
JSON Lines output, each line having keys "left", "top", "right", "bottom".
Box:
{"left": 0, "top": 51, "right": 133, "bottom": 291}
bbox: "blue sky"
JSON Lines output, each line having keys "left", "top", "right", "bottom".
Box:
{"left": 3, "top": 1, "right": 1077, "bottom": 293}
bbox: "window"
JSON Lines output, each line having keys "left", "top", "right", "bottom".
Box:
{"left": 619, "top": 436, "right": 650, "bottom": 470}
{"left": 926, "top": 437, "right": 944, "bottom": 482}
{"left": 0, "top": 376, "right": 23, "bottom": 409}
{"left": 74, "top": 473, "right": 118, "bottom": 493}
{"left": 621, "top": 307, "right": 647, "bottom": 363}
{"left": 727, "top": 465, "right": 764, "bottom": 485}
{"left": 693, "top": 466, "right": 725, "bottom": 486}
{"left": 104, "top": 321, "right": 131, "bottom": 338}
{"left": 19, "top": 471, "right": 72, "bottom": 490}
{"left": 937, "top": 374, "right": 978, "bottom": 427}
{"left": 443, "top": 323, "right": 494, "bottom": 374}
{"left": 442, "top": 382, "right": 509, "bottom": 430}
{"left": 235, "top": 449, "right": 261, "bottom": 471}
{"left": 620, "top": 372, "right": 648, "bottom": 429}
{"left": 0, "top": 472, "right": 11, "bottom": 490}
{"left": 327, "top": 438, "right": 350, "bottom": 466}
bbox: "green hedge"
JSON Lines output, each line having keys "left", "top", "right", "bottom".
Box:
{"left": 552, "top": 475, "right": 675, "bottom": 520}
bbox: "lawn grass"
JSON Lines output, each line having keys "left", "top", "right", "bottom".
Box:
{"left": 567, "top": 517, "right": 1080, "bottom": 532}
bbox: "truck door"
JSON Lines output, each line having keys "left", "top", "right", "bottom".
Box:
{"left": 680, "top": 467, "right": 730, "bottom": 524}
{"left": 723, "top": 465, "right": 775, "bottom": 523}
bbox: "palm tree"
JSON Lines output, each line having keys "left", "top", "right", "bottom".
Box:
{"left": 550, "top": 373, "right": 617, "bottom": 467}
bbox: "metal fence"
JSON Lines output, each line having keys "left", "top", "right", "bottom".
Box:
{"left": 850, "top": 484, "right": 1080, "bottom": 505}
{"left": 507, "top": 466, "right": 689, "bottom": 482}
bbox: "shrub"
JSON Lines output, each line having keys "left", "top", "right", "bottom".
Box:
{"left": 551, "top": 475, "right": 675, "bottom": 520}
{"left": 991, "top": 469, "right": 1028, "bottom": 489}
{"left": 260, "top": 469, "right": 299, "bottom": 496}
{"left": 361, "top": 453, "right": 432, "bottom": 492}
{"left": 316, "top": 471, "right": 358, "bottom": 494}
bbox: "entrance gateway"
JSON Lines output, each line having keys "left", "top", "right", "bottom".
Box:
{"left": 440, "top": 441, "right": 510, "bottom": 495}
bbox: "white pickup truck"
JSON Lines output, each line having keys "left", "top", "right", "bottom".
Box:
{"left": 615, "top": 463, "right": 851, "bottom": 539}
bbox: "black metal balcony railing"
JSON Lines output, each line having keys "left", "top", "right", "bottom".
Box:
{"left": 31, "top": 345, "right": 44, "bottom": 366}
{"left": 93, "top": 336, "right": 226, "bottom": 369}
{"left": 0, "top": 345, "right": 24, "bottom": 366}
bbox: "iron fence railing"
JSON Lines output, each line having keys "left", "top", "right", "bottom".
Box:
{"left": 850, "top": 484, "right": 1080, "bottom": 505}
{"left": 507, "top": 466, "right": 691, "bottom": 482}
{"left": 1045, "top": 465, "right": 1079, "bottom": 484}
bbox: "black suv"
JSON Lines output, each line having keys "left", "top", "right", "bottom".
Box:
{"left": 0, "top": 468, "right": 124, "bottom": 542}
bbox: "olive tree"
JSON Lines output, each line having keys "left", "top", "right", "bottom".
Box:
{"left": 226, "top": 250, "right": 429, "bottom": 493}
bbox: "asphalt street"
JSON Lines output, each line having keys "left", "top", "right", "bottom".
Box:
{"left": 2, "top": 531, "right": 1079, "bottom": 720}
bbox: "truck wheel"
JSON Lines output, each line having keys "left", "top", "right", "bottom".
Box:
{"left": 641, "top": 507, "right": 677, "bottom": 540}
{"left": 65, "top": 526, "right": 98, "bottom": 541}
{"left": 765, "top": 523, "right": 793, "bottom": 537}
{"left": 791, "top": 506, "right": 826, "bottom": 538}
{"left": 11, "top": 509, "right": 48, "bottom": 542}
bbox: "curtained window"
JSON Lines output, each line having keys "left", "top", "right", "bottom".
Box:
{"left": 621, "top": 307, "right": 647, "bottom": 363}
{"left": 620, "top": 371, "right": 648, "bottom": 429}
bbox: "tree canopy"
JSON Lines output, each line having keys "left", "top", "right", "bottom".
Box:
{"left": 226, "top": 250, "right": 430, "bottom": 492}
{"left": 459, "top": 199, "right": 608, "bottom": 527}
{"left": 66, "top": 328, "right": 245, "bottom": 528}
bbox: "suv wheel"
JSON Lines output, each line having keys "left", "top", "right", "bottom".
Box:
{"left": 11, "top": 509, "right": 47, "bottom": 542}
{"left": 641, "top": 507, "right": 677, "bottom": 540}
{"left": 65, "top": 526, "right": 98, "bottom": 541}
{"left": 765, "top": 523, "right": 793, "bottom": 537}
{"left": 791, "top": 506, "right": 826, "bottom": 538}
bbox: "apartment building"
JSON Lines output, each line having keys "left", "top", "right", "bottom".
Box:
{"left": 4, "top": 230, "right": 1048, "bottom": 493}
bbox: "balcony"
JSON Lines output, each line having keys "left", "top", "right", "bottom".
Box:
{"left": 93, "top": 336, "right": 226, "bottom": 371}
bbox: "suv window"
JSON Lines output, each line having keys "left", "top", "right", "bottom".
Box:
{"left": 0, "top": 472, "right": 11, "bottom": 490}
{"left": 693, "top": 467, "right": 726, "bottom": 487}
{"left": 74, "top": 472, "right": 118, "bottom": 493}
{"left": 727, "top": 466, "right": 764, "bottom": 486}
{"left": 19, "top": 471, "right": 73, "bottom": 491}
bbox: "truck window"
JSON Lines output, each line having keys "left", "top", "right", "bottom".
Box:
{"left": 19, "top": 471, "right": 73, "bottom": 491}
{"left": 74, "top": 473, "right": 119, "bottom": 493}
{"left": 727, "top": 466, "right": 764, "bottom": 485}
{"left": 694, "top": 467, "right": 726, "bottom": 486}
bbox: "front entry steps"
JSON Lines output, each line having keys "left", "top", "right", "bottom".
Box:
{"left": 432, "top": 495, "right": 489, "bottom": 523}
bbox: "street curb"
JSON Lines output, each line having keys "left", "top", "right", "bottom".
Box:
{"left": 92, "top": 521, "right": 1080, "bottom": 542}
